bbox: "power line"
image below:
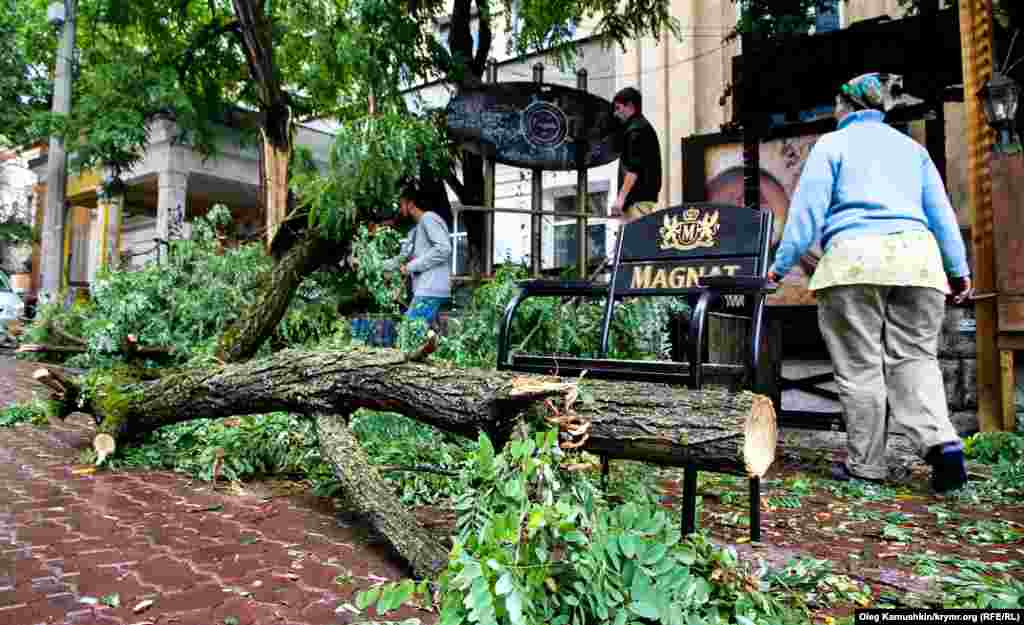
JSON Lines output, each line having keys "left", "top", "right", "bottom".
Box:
{"left": 500, "top": 43, "right": 730, "bottom": 83}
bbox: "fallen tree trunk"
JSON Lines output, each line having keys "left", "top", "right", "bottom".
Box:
{"left": 315, "top": 414, "right": 450, "bottom": 577}
{"left": 39, "top": 346, "right": 777, "bottom": 477}
{"left": 35, "top": 346, "right": 776, "bottom": 577}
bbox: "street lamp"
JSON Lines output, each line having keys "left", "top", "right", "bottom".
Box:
{"left": 978, "top": 71, "right": 1021, "bottom": 151}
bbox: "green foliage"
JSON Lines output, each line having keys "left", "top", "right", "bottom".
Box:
{"left": 0, "top": 221, "right": 34, "bottom": 244}
{"left": 0, "top": 398, "right": 52, "bottom": 427}
{"left": 109, "top": 412, "right": 322, "bottom": 483}
{"left": 501, "top": 0, "right": 680, "bottom": 68}
{"left": 964, "top": 432, "right": 1024, "bottom": 465}
{"left": 955, "top": 432, "right": 1024, "bottom": 504}
{"left": 955, "top": 519, "right": 1024, "bottom": 545}
{"left": 349, "top": 410, "right": 474, "bottom": 505}
{"left": 762, "top": 557, "right": 872, "bottom": 611}
{"left": 434, "top": 265, "right": 690, "bottom": 369}
{"left": 937, "top": 567, "right": 1024, "bottom": 609}
{"left": 351, "top": 224, "right": 406, "bottom": 315}
{"left": 294, "top": 108, "right": 449, "bottom": 240}
{"left": 730, "top": 0, "right": 845, "bottom": 39}
{"left": 365, "top": 427, "right": 812, "bottom": 625}
{"left": 22, "top": 212, "right": 273, "bottom": 367}
{"left": 0, "top": 0, "right": 50, "bottom": 147}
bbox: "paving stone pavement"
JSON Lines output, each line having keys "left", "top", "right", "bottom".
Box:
{"left": 0, "top": 357, "right": 423, "bottom": 625}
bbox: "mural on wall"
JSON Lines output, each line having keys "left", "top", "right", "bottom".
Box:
{"left": 703, "top": 134, "right": 824, "bottom": 306}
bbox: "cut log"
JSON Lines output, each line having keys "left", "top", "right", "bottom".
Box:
{"left": 32, "top": 346, "right": 777, "bottom": 578}
{"left": 38, "top": 347, "right": 777, "bottom": 480}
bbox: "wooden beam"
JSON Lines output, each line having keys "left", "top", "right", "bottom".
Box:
{"left": 1000, "top": 350, "right": 1017, "bottom": 432}
{"left": 959, "top": 0, "right": 1002, "bottom": 431}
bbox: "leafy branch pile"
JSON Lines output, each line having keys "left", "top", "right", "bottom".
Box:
{"left": 359, "top": 428, "right": 815, "bottom": 625}
{"left": 425, "top": 264, "right": 690, "bottom": 369}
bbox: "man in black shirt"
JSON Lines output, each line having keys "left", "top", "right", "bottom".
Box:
{"left": 612, "top": 87, "right": 662, "bottom": 221}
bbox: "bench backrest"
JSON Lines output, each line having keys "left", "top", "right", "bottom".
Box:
{"left": 609, "top": 203, "right": 772, "bottom": 297}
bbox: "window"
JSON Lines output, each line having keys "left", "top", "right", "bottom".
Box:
{"left": 553, "top": 223, "right": 607, "bottom": 269}
{"left": 814, "top": 0, "right": 841, "bottom": 33}
{"left": 554, "top": 191, "right": 606, "bottom": 218}
{"left": 551, "top": 190, "right": 608, "bottom": 269}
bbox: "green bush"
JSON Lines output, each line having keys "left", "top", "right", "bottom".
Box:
{"left": 434, "top": 265, "right": 690, "bottom": 370}
{"left": 359, "top": 427, "right": 812, "bottom": 625}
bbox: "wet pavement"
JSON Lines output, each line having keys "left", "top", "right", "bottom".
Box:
{"left": 0, "top": 356, "right": 421, "bottom": 625}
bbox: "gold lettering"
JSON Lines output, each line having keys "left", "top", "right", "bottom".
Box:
{"left": 669, "top": 267, "right": 686, "bottom": 289}
{"left": 631, "top": 266, "right": 653, "bottom": 289}
{"left": 685, "top": 268, "right": 701, "bottom": 288}
{"left": 649, "top": 269, "right": 668, "bottom": 289}
{"left": 681, "top": 224, "right": 698, "bottom": 244}
{"left": 723, "top": 265, "right": 741, "bottom": 276}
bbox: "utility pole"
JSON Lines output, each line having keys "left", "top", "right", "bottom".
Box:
{"left": 40, "top": 0, "right": 76, "bottom": 298}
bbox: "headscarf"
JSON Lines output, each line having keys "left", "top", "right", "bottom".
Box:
{"left": 839, "top": 73, "right": 904, "bottom": 112}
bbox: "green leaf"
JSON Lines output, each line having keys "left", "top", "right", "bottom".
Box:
{"left": 620, "top": 534, "right": 637, "bottom": 559}
{"left": 356, "top": 587, "right": 381, "bottom": 610}
{"left": 100, "top": 593, "right": 120, "bottom": 608}
{"left": 495, "top": 572, "right": 514, "bottom": 596}
{"left": 628, "top": 599, "right": 659, "bottom": 619}
{"left": 643, "top": 542, "right": 668, "bottom": 565}
{"left": 506, "top": 589, "right": 525, "bottom": 625}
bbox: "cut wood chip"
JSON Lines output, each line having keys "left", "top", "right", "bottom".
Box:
{"left": 94, "top": 433, "right": 116, "bottom": 465}
{"left": 743, "top": 394, "right": 778, "bottom": 478}
{"left": 133, "top": 599, "right": 154, "bottom": 613}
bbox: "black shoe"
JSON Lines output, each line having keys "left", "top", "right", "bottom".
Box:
{"left": 830, "top": 462, "right": 885, "bottom": 484}
{"left": 925, "top": 444, "right": 967, "bottom": 494}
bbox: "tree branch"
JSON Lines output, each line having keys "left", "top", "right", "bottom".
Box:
{"left": 471, "top": 0, "right": 492, "bottom": 77}
{"left": 177, "top": 19, "right": 242, "bottom": 87}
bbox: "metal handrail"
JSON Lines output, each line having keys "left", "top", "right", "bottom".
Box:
{"left": 452, "top": 204, "right": 593, "bottom": 219}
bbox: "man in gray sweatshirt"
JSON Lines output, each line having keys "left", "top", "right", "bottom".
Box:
{"left": 383, "top": 184, "right": 452, "bottom": 326}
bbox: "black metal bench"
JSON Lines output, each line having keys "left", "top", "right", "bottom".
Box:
{"left": 497, "top": 203, "right": 775, "bottom": 541}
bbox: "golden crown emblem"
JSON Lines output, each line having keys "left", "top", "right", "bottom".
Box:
{"left": 659, "top": 208, "right": 720, "bottom": 252}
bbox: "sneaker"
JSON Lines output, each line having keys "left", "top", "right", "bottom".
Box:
{"left": 925, "top": 443, "right": 967, "bottom": 494}
{"left": 830, "top": 462, "right": 886, "bottom": 484}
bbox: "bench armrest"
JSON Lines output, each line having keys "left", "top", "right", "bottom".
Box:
{"left": 698, "top": 275, "right": 776, "bottom": 293}
{"left": 515, "top": 279, "right": 609, "bottom": 297}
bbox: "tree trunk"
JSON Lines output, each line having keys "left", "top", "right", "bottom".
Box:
{"left": 229, "top": 0, "right": 292, "bottom": 249}
{"left": 315, "top": 414, "right": 450, "bottom": 578}
{"left": 261, "top": 107, "right": 292, "bottom": 248}
{"left": 38, "top": 348, "right": 776, "bottom": 575}
{"left": 215, "top": 231, "right": 347, "bottom": 363}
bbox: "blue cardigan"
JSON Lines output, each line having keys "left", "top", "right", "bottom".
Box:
{"left": 770, "top": 110, "right": 970, "bottom": 279}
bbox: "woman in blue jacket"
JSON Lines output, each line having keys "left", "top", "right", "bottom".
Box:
{"left": 767, "top": 73, "right": 973, "bottom": 493}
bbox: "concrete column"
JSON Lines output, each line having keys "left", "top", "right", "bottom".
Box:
{"left": 91, "top": 193, "right": 123, "bottom": 276}
{"left": 39, "top": 0, "right": 77, "bottom": 299}
{"left": 157, "top": 171, "right": 188, "bottom": 242}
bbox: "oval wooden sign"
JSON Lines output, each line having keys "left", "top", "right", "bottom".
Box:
{"left": 446, "top": 82, "right": 621, "bottom": 171}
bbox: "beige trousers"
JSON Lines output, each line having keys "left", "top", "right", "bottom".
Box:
{"left": 817, "top": 285, "right": 961, "bottom": 480}
{"left": 624, "top": 201, "right": 658, "bottom": 221}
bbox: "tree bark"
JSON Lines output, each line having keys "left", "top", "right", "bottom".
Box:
{"left": 214, "top": 231, "right": 346, "bottom": 363}
{"left": 37, "top": 347, "right": 776, "bottom": 576}
{"left": 229, "top": 0, "right": 292, "bottom": 249}
{"left": 44, "top": 348, "right": 777, "bottom": 479}
{"left": 315, "top": 414, "right": 450, "bottom": 578}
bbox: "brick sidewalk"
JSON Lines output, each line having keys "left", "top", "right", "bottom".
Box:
{"left": 0, "top": 357, "right": 422, "bottom": 625}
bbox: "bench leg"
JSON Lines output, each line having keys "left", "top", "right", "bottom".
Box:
{"left": 681, "top": 465, "right": 698, "bottom": 537}
{"left": 749, "top": 476, "right": 761, "bottom": 543}
{"left": 601, "top": 454, "right": 610, "bottom": 491}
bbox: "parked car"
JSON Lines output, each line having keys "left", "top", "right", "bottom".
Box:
{"left": 0, "top": 270, "right": 27, "bottom": 322}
